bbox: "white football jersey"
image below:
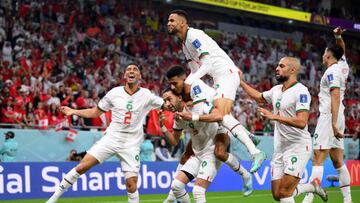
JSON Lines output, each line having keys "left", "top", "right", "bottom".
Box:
{"left": 318, "top": 55, "right": 349, "bottom": 114}
{"left": 98, "top": 86, "right": 164, "bottom": 147}
{"left": 173, "top": 101, "right": 223, "bottom": 157}
{"left": 262, "top": 82, "right": 311, "bottom": 145}
{"left": 190, "top": 80, "right": 217, "bottom": 104}
{"left": 182, "top": 27, "right": 238, "bottom": 79}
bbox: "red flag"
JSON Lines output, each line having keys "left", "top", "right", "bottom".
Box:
{"left": 39, "top": 119, "right": 49, "bottom": 130}
{"left": 146, "top": 109, "right": 174, "bottom": 136}
{"left": 55, "top": 119, "right": 64, "bottom": 132}
{"left": 66, "top": 129, "right": 78, "bottom": 142}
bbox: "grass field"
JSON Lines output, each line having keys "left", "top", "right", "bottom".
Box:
{"left": 3, "top": 186, "right": 359, "bottom": 203}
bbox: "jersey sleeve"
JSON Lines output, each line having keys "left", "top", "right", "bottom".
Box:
{"left": 261, "top": 87, "right": 274, "bottom": 104}
{"left": 295, "top": 88, "right": 311, "bottom": 112}
{"left": 148, "top": 92, "right": 165, "bottom": 109}
{"left": 98, "top": 90, "right": 113, "bottom": 112}
{"left": 326, "top": 69, "right": 341, "bottom": 89}
{"left": 191, "top": 82, "right": 208, "bottom": 104}
{"left": 188, "top": 29, "right": 210, "bottom": 56}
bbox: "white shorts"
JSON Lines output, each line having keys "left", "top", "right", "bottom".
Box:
{"left": 271, "top": 143, "right": 311, "bottom": 180}
{"left": 87, "top": 135, "right": 140, "bottom": 173}
{"left": 213, "top": 69, "right": 240, "bottom": 101}
{"left": 313, "top": 113, "right": 345, "bottom": 150}
{"left": 181, "top": 153, "right": 222, "bottom": 182}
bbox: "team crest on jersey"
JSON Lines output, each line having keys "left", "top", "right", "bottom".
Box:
{"left": 327, "top": 74, "right": 334, "bottom": 81}
{"left": 192, "top": 39, "right": 202, "bottom": 49}
{"left": 300, "top": 94, "right": 307, "bottom": 103}
{"left": 193, "top": 85, "right": 202, "bottom": 95}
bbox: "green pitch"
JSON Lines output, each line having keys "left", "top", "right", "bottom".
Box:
{"left": 4, "top": 186, "right": 360, "bottom": 203}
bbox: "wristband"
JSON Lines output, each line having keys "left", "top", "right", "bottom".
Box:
{"left": 334, "top": 35, "right": 342, "bottom": 39}
{"left": 192, "top": 114, "right": 200, "bottom": 121}
{"left": 161, "top": 125, "right": 168, "bottom": 133}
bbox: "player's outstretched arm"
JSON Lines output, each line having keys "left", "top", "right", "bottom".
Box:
{"left": 59, "top": 106, "right": 104, "bottom": 118}
{"left": 175, "top": 104, "right": 223, "bottom": 122}
{"left": 333, "top": 26, "right": 346, "bottom": 52}
{"left": 258, "top": 107, "right": 309, "bottom": 129}
{"left": 239, "top": 70, "right": 266, "bottom": 104}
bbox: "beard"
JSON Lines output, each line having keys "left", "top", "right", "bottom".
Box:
{"left": 275, "top": 75, "right": 289, "bottom": 83}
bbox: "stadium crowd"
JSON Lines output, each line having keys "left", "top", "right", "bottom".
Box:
{"left": 0, "top": 0, "right": 359, "bottom": 137}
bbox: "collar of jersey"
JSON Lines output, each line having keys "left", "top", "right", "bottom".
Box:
{"left": 183, "top": 27, "right": 190, "bottom": 44}
{"left": 282, "top": 81, "right": 298, "bottom": 92}
{"left": 124, "top": 87, "right": 140, "bottom": 96}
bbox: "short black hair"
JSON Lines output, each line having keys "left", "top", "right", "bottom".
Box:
{"left": 127, "top": 62, "right": 141, "bottom": 68}
{"left": 326, "top": 44, "right": 344, "bottom": 61}
{"left": 170, "top": 9, "right": 189, "bottom": 23}
{"left": 166, "top": 65, "right": 186, "bottom": 79}
{"left": 162, "top": 86, "right": 181, "bottom": 96}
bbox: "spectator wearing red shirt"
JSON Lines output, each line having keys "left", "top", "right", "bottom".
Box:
{"left": 34, "top": 102, "right": 48, "bottom": 124}
{"left": 1, "top": 99, "right": 16, "bottom": 124}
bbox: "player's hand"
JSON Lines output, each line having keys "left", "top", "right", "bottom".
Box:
{"left": 158, "top": 110, "right": 166, "bottom": 126}
{"left": 175, "top": 111, "right": 193, "bottom": 121}
{"left": 332, "top": 124, "right": 344, "bottom": 140}
{"left": 257, "top": 107, "right": 275, "bottom": 120}
{"left": 59, "top": 106, "right": 74, "bottom": 116}
{"left": 333, "top": 26, "right": 346, "bottom": 35}
{"left": 175, "top": 105, "right": 193, "bottom": 121}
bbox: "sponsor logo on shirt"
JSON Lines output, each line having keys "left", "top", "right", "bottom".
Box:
{"left": 300, "top": 94, "right": 308, "bottom": 103}
{"left": 327, "top": 74, "right": 334, "bottom": 81}
{"left": 192, "top": 39, "right": 202, "bottom": 49}
{"left": 193, "top": 85, "right": 202, "bottom": 95}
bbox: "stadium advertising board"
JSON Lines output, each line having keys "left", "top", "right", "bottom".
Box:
{"left": 346, "top": 160, "right": 360, "bottom": 186}
{"left": 188, "top": 0, "right": 311, "bottom": 22}
{"left": 0, "top": 160, "right": 338, "bottom": 200}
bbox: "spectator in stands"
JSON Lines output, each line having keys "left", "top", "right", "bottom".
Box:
{"left": 155, "top": 138, "right": 176, "bottom": 161}
{"left": 66, "top": 149, "right": 86, "bottom": 162}
{"left": 0, "top": 131, "right": 18, "bottom": 162}
{"left": 140, "top": 135, "right": 155, "bottom": 162}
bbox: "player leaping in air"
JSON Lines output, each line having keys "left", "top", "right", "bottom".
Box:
{"left": 167, "top": 9, "right": 265, "bottom": 173}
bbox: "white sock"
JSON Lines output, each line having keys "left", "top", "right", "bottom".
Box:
{"left": 193, "top": 185, "right": 206, "bottom": 203}
{"left": 47, "top": 168, "right": 80, "bottom": 202}
{"left": 171, "top": 179, "right": 190, "bottom": 203}
{"left": 293, "top": 183, "right": 315, "bottom": 197}
{"left": 280, "top": 197, "right": 295, "bottom": 203}
{"left": 225, "top": 153, "right": 250, "bottom": 179}
{"left": 336, "top": 165, "right": 352, "bottom": 202}
{"left": 164, "top": 163, "right": 184, "bottom": 203}
{"left": 303, "top": 165, "right": 323, "bottom": 202}
{"left": 128, "top": 190, "right": 139, "bottom": 203}
{"left": 221, "top": 115, "right": 260, "bottom": 155}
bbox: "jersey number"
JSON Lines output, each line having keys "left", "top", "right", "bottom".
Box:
{"left": 124, "top": 112, "right": 132, "bottom": 124}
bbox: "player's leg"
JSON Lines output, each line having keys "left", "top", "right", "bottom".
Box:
{"left": 303, "top": 113, "right": 331, "bottom": 203}
{"left": 164, "top": 140, "right": 194, "bottom": 203}
{"left": 193, "top": 178, "right": 211, "bottom": 203}
{"left": 214, "top": 132, "right": 252, "bottom": 196}
{"left": 278, "top": 174, "right": 301, "bottom": 203}
{"left": 171, "top": 156, "right": 199, "bottom": 203}
{"left": 330, "top": 148, "right": 352, "bottom": 203}
{"left": 213, "top": 75, "right": 265, "bottom": 172}
{"left": 118, "top": 147, "right": 141, "bottom": 203}
{"left": 46, "top": 137, "right": 113, "bottom": 203}
{"left": 193, "top": 156, "right": 221, "bottom": 203}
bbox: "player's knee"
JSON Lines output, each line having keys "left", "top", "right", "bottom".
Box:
{"left": 214, "top": 147, "right": 227, "bottom": 162}
{"left": 125, "top": 180, "right": 137, "bottom": 193}
{"left": 171, "top": 179, "right": 185, "bottom": 192}
{"left": 332, "top": 159, "right": 343, "bottom": 169}
{"left": 75, "top": 163, "right": 89, "bottom": 174}
{"left": 278, "top": 187, "right": 292, "bottom": 199}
